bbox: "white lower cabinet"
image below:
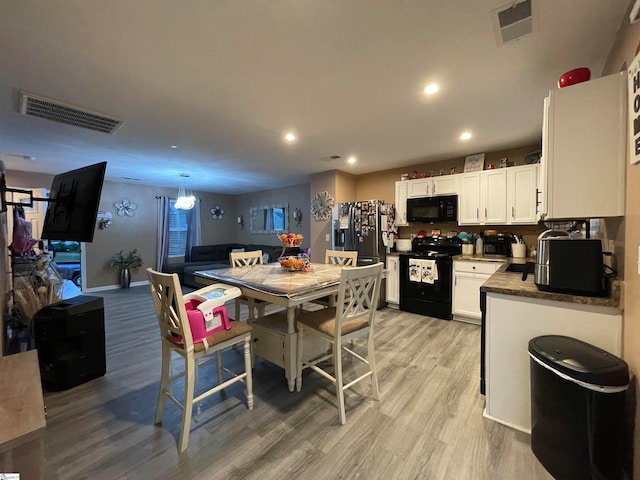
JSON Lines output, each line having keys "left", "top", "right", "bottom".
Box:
{"left": 385, "top": 255, "right": 400, "bottom": 307}
{"left": 452, "top": 260, "right": 503, "bottom": 323}
{"left": 485, "top": 293, "right": 622, "bottom": 433}
{"left": 252, "top": 312, "right": 327, "bottom": 368}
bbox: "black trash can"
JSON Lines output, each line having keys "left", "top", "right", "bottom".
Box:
{"left": 529, "top": 335, "right": 629, "bottom": 480}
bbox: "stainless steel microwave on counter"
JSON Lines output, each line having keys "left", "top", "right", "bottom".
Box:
{"left": 406, "top": 195, "right": 457, "bottom": 223}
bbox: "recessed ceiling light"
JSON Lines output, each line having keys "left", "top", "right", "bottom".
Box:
{"left": 284, "top": 132, "right": 296, "bottom": 142}
{"left": 424, "top": 83, "right": 439, "bottom": 95}
{"left": 347, "top": 156, "right": 357, "bottom": 164}
{"left": 170, "top": 145, "right": 178, "bottom": 149}
{"left": 460, "top": 131, "right": 472, "bottom": 140}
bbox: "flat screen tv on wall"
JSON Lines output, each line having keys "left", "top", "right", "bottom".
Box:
{"left": 41, "top": 161, "right": 107, "bottom": 242}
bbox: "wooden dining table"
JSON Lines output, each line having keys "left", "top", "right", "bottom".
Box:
{"left": 194, "top": 262, "right": 344, "bottom": 391}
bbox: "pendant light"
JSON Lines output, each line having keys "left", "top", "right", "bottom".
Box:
{"left": 175, "top": 173, "right": 195, "bottom": 210}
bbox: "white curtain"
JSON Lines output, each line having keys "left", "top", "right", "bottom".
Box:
{"left": 185, "top": 198, "right": 202, "bottom": 261}
{"left": 156, "top": 196, "right": 170, "bottom": 271}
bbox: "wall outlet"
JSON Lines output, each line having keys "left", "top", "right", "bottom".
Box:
{"left": 325, "top": 233, "right": 330, "bottom": 242}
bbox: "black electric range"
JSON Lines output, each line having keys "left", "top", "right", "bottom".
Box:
{"left": 399, "top": 236, "right": 462, "bottom": 320}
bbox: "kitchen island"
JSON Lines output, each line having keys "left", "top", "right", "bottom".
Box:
{"left": 480, "top": 261, "right": 623, "bottom": 433}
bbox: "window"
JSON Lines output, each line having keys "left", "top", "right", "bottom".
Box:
{"left": 168, "top": 199, "right": 189, "bottom": 258}
{"left": 272, "top": 207, "right": 285, "bottom": 231}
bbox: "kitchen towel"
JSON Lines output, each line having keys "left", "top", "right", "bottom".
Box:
{"left": 421, "top": 259, "right": 438, "bottom": 284}
{"left": 409, "top": 259, "right": 421, "bottom": 282}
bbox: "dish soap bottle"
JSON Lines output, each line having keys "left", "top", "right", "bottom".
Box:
{"left": 475, "top": 235, "right": 484, "bottom": 257}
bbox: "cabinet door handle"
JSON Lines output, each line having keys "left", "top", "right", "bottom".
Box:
{"left": 485, "top": 207, "right": 487, "bottom": 219}
{"left": 426, "top": 184, "right": 430, "bottom": 195}
{"left": 512, "top": 206, "right": 515, "bottom": 219}
{"left": 433, "top": 183, "right": 436, "bottom": 194}
{"left": 476, "top": 208, "right": 479, "bottom": 220}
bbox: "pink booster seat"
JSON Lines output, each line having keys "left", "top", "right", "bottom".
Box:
{"left": 184, "top": 299, "right": 231, "bottom": 343}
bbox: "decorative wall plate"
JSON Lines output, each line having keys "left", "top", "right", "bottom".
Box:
{"left": 114, "top": 198, "right": 137, "bottom": 217}
{"left": 311, "top": 191, "right": 333, "bottom": 221}
{"left": 210, "top": 205, "right": 224, "bottom": 219}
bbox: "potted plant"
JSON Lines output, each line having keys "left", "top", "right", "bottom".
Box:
{"left": 109, "top": 249, "right": 143, "bottom": 288}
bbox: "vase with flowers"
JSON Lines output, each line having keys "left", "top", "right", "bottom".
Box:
{"left": 109, "top": 249, "right": 143, "bottom": 288}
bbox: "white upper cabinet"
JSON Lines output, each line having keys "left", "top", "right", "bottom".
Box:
{"left": 458, "top": 173, "right": 481, "bottom": 224}
{"left": 459, "top": 167, "right": 537, "bottom": 226}
{"left": 481, "top": 169, "right": 508, "bottom": 224}
{"left": 541, "top": 72, "right": 626, "bottom": 220}
{"left": 406, "top": 175, "right": 459, "bottom": 198}
{"left": 507, "top": 165, "right": 539, "bottom": 224}
{"left": 459, "top": 170, "right": 507, "bottom": 225}
{"left": 432, "top": 175, "right": 459, "bottom": 196}
{"left": 395, "top": 181, "right": 408, "bottom": 226}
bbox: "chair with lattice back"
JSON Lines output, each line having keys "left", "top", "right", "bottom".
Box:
{"left": 229, "top": 250, "right": 268, "bottom": 322}
{"left": 147, "top": 268, "right": 253, "bottom": 453}
{"left": 310, "top": 250, "right": 358, "bottom": 308}
{"left": 296, "top": 262, "right": 383, "bottom": 424}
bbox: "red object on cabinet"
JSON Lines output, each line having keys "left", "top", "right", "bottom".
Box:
{"left": 558, "top": 68, "right": 591, "bottom": 88}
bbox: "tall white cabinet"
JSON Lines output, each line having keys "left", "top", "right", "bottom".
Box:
{"left": 385, "top": 255, "right": 400, "bottom": 307}
{"left": 395, "top": 181, "right": 408, "bottom": 226}
{"left": 541, "top": 72, "right": 626, "bottom": 219}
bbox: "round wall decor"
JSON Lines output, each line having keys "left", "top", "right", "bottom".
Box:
{"left": 311, "top": 191, "right": 333, "bottom": 221}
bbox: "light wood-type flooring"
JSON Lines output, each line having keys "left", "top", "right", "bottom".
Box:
{"left": 0, "top": 286, "right": 552, "bottom": 479}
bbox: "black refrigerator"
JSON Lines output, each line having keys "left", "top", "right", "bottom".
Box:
{"left": 331, "top": 200, "right": 395, "bottom": 309}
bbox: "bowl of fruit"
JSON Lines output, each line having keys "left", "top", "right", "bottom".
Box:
{"left": 278, "top": 254, "right": 310, "bottom": 272}
{"left": 278, "top": 233, "right": 303, "bottom": 248}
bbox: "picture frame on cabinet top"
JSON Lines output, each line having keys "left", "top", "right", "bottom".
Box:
{"left": 464, "top": 153, "right": 485, "bottom": 172}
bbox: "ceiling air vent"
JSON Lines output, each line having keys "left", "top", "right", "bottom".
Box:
{"left": 491, "top": 0, "right": 533, "bottom": 46}
{"left": 321, "top": 155, "right": 343, "bottom": 162}
{"left": 19, "top": 91, "right": 124, "bottom": 134}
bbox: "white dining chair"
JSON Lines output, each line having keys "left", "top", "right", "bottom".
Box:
{"left": 229, "top": 250, "right": 268, "bottom": 322}
{"left": 147, "top": 268, "right": 253, "bottom": 453}
{"left": 309, "top": 249, "right": 358, "bottom": 308}
{"left": 295, "top": 262, "right": 383, "bottom": 424}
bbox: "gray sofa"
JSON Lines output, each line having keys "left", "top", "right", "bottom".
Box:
{"left": 162, "top": 243, "right": 283, "bottom": 287}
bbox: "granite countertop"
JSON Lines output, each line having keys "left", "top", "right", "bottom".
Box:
{"left": 480, "top": 260, "right": 623, "bottom": 310}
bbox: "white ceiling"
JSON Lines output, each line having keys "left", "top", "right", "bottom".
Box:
{"left": 0, "top": 0, "right": 630, "bottom": 195}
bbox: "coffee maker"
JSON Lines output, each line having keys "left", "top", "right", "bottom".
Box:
{"left": 483, "top": 235, "right": 512, "bottom": 257}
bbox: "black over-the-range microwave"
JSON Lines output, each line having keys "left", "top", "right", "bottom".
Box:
{"left": 406, "top": 194, "right": 458, "bottom": 223}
